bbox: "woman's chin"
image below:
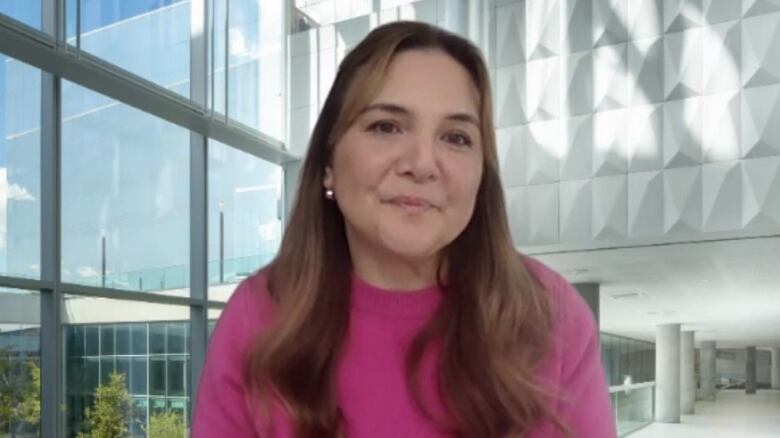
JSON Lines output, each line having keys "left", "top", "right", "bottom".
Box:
{"left": 380, "top": 234, "right": 443, "bottom": 263}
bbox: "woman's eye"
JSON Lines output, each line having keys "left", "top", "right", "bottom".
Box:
{"left": 443, "top": 132, "right": 473, "bottom": 147}
{"left": 368, "top": 121, "right": 401, "bottom": 134}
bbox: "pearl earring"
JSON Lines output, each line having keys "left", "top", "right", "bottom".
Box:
{"left": 325, "top": 189, "right": 335, "bottom": 200}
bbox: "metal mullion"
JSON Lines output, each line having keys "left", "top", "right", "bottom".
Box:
{"left": 59, "top": 283, "right": 208, "bottom": 307}
{"left": 40, "top": 3, "right": 63, "bottom": 436}
{"left": 281, "top": 0, "right": 290, "bottom": 152}
{"left": 0, "top": 14, "right": 299, "bottom": 166}
{"left": 75, "top": 0, "right": 81, "bottom": 52}
{"left": 0, "top": 276, "right": 53, "bottom": 292}
{"left": 281, "top": 0, "right": 299, "bottom": 223}
{"left": 189, "top": 0, "right": 209, "bottom": 419}
{"left": 224, "top": 0, "right": 230, "bottom": 122}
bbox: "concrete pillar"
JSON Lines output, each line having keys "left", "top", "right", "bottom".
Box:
{"left": 746, "top": 346, "right": 757, "bottom": 394}
{"left": 772, "top": 347, "right": 780, "bottom": 390}
{"left": 656, "top": 323, "right": 681, "bottom": 423}
{"left": 699, "top": 341, "right": 716, "bottom": 400}
{"left": 573, "top": 283, "right": 600, "bottom": 327}
{"left": 680, "top": 331, "right": 696, "bottom": 414}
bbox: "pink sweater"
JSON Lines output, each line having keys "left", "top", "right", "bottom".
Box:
{"left": 192, "top": 258, "right": 617, "bottom": 437}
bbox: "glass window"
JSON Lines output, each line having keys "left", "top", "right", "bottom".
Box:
{"left": 100, "top": 356, "right": 115, "bottom": 386}
{"left": 115, "top": 324, "right": 131, "bottom": 355}
{"left": 62, "top": 295, "right": 190, "bottom": 432}
{"left": 131, "top": 357, "right": 147, "bottom": 396}
{"left": 132, "top": 397, "right": 149, "bottom": 436}
{"left": 84, "top": 325, "right": 99, "bottom": 355}
{"left": 65, "top": 395, "right": 84, "bottom": 437}
{"left": 61, "top": 81, "right": 190, "bottom": 295}
{"left": 0, "top": 0, "right": 42, "bottom": 29}
{"left": 167, "top": 322, "right": 187, "bottom": 354}
{"left": 167, "top": 357, "right": 185, "bottom": 397}
{"left": 150, "top": 397, "right": 166, "bottom": 416}
{"left": 67, "top": 0, "right": 190, "bottom": 98}
{"left": 100, "top": 324, "right": 115, "bottom": 355}
{"left": 150, "top": 357, "right": 166, "bottom": 396}
{"left": 224, "top": 0, "right": 285, "bottom": 138}
{"left": 66, "top": 325, "right": 85, "bottom": 357}
{"left": 116, "top": 357, "right": 131, "bottom": 391}
{"left": 66, "top": 357, "right": 84, "bottom": 396}
{"left": 169, "top": 397, "right": 186, "bottom": 411}
{"left": 149, "top": 323, "right": 166, "bottom": 355}
{"left": 84, "top": 357, "right": 100, "bottom": 395}
{"left": 0, "top": 56, "right": 41, "bottom": 279}
{"left": 131, "top": 323, "right": 148, "bottom": 355}
{"left": 208, "top": 140, "right": 282, "bottom": 301}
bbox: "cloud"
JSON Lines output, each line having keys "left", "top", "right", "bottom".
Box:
{"left": 77, "top": 266, "right": 99, "bottom": 278}
{"left": 0, "top": 168, "right": 38, "bottom": 251}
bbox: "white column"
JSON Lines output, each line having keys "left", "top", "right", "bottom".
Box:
{"left": 680, "top": 331, "right": 696, "bottom": 414}
{"left": 699, "top": 341, "right": 717, "bottom": 401}
{"left": 772, "top": 348, "right": 780, "bottom": 390}
{"left": 656, "top": 323, "right": 681, "bottom": 423}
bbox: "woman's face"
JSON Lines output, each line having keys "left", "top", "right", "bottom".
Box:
{"left": 324, "top": 49, "right": 484, "bottom": 264}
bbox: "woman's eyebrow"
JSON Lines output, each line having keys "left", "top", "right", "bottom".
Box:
{"left": 361, "top": 102, "right": 479, "bottom": 127}
{"left": 445, "top": 112, "right": 480, "bottom": 128}
{"left": 360, "top": 102, "right": 409, "bottom": 116}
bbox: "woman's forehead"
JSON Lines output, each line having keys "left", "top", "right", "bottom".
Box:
{"left": 364, "top": 50, "right": 481, "bottom": 118}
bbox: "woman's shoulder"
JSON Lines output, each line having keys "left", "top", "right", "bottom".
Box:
{"left": 217, "top": 268, "right": 278, "bottom": 339}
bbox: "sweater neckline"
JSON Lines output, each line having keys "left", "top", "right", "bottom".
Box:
{"left": 350, "top": 273, "right": 443, "bottom": 319}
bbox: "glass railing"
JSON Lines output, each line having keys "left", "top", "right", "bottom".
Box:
{"left": 71, "top": 253, "right": 276, "bottom": 292}
{"left": 610, "top": 381, "right": 655, "bottom": 437}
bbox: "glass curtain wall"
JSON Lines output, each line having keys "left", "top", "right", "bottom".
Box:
{"left": 0, "top": 0, "right": 288, "bottom": 436}
{"left": 601, "top": 332, "right": 656, "bottom": 387}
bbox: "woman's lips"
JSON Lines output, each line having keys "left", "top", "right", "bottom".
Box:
{"left": 386, "top": 196, "right": 435, "bottom": 213}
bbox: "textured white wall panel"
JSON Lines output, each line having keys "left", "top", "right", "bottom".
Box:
{"left": 593, "top": 174, "right": 628, "bottom": 239}
{"left": 664, "top": 166, "right": 702, "bottom": 233}
{"left": 627, "top": 104, "right": 664, "bottom": 172}
{"left": 628, "top": 170, "right": 665, "bottom": 237}
{"left": 560, "top": 179, "right": 593, "bottom": 242}
{"left": 742, "top": 83, "right": 780, "bottom": 159}
{"left": 496, "top": 1, "right": 525, "bottom": 67}
{"left": 561, "top": 114, "right": 593, "bottom": 180}
{"left": 702, "top": 161, "right": 743, "bottom": 231}
{"left": 742, "top": 156, "right": 780, "bottom": 227}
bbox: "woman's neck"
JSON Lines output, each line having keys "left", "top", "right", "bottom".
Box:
{"left": 348, "top": 240, "right": 441, "bottom": 292}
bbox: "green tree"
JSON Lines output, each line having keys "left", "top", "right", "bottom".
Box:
{"left": 77, "top": 373, "right": 132, "bottom": 438}
{"left": 18, "top": 361, "right": 41, "bottom": 430}
{"left": 0, "top": 348, "right": 40, "bottom": 436}
{"left": 145, "top": 411, "right": 186, "bottom": 438}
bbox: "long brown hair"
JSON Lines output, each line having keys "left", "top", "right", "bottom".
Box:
{"left": 245, "top": 21, "right": 558, "bottom": 437}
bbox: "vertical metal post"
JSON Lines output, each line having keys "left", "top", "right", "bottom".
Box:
{"left": 189, "top": 0, "right": 209, "bottom": 423}
{"left": 101, "top": 234, "right": 106, "bottom": 288}
{"left": 41, "top": 1, "right": 64, "bottom": 436}
{"left": 219, "top": 206, "right": 224, "bottom": 283}
{"left": 224, "top": 0, "right": 230, "bottom": 121}
{"left": 40, "top": 73, "right": 63, "bottom": 438}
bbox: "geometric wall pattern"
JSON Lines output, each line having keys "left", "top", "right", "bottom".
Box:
{"left": 492, "top": 0, "right": 780, "bottom": 248}
{"left": 288, "top": 0, "right": 780, "bottom": 250}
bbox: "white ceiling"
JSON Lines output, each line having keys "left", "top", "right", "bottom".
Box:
{"left": 532, "top": 235, "right": 780, "bottom": 349}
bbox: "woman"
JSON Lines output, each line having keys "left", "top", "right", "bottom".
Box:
{"left": 193, "top": 21, "right": 615, "bottom": 437}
